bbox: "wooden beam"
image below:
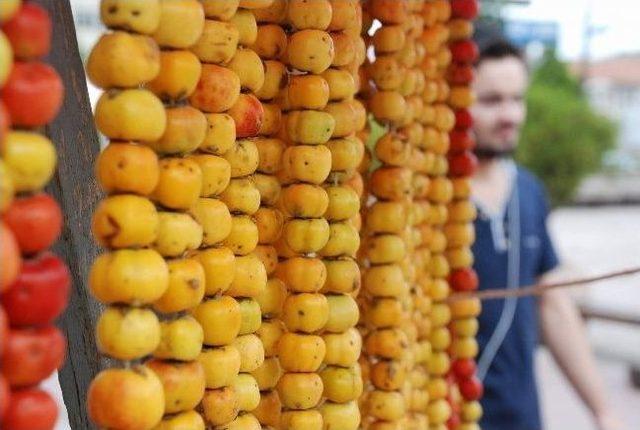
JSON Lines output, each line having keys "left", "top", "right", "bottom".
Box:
{"left": 33, "top": 1, "right": 103, "bottom": 428}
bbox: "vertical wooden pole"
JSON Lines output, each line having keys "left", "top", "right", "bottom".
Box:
{"left": 33, "top": 1, "right": 103, "bottom": 428}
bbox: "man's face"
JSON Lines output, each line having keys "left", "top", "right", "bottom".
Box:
{"left": 471, "top": 56, "right": 528, "bottom": 155}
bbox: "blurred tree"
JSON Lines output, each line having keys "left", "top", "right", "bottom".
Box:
{"left": 516, "top": 51, "right": 616, "bottom": 205}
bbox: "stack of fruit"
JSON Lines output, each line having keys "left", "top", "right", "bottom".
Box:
{"left": 317, "top": 1, "right": 366, "bottom": 428}
{"left": 189, "top": 1, "right": 266, "bottom": 428}
{"left": 446, "top": 1, "right": 484, "bottom": 429}
{"left": 361, "top": 0, "right": 417, "bottom": 428}
{"left": 249, "top": 1, "right": 288, "bottom": 427}
{"left": 0, "top": 1, "right": 69, "bottom": 428}
{"left": 86, "top": 1, "right": 172, "bottom": 428}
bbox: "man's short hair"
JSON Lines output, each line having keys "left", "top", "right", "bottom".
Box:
{"left": 477, "top": 39, "right": 524, "bottom": 66}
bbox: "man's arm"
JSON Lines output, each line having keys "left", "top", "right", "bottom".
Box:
{"left": 538, "top": 281, "right": 623, "bottom": 430}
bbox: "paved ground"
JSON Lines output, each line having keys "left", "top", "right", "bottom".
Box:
{"left": 48, "top": 206, "right": 640, "bottom": 429}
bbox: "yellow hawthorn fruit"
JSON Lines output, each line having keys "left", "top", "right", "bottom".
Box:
{"left": 321, "top": 258, "right": 360, "bottom": 294}
{"left": 151, "top": 158, "right": 202, "bottom": 210}
{"left": 449, "top": 86, "right": 476, "bottom": 109}
{"left": 232, "top": 373, "right": 260, "bottom": 412}
{"left": 191, "top": 19, "right": 239, "bottom": 64}
{"left": 154, "top": 316, "right": 204, "bottom": 361}
{"left": 324, "top": 186, "right": 359, "bottom": 221}
{"left": 323, "top": 327, "right": 361, "bottom": 367}
{"left": 226, "top": 414, "right": 261, "bottom": 430}
{"left": 96, "top": 142, "right": 159, "bottom": 196}
{"left": 369, "top": 90, "right": 406, "bottom": 124}
{"left": 286, "top": 110, "right": 335, "bottom": 146}
{"left": 256, "top": 60, "right": 288, "bottom": 101}
{"left": 321, "top": 69, "right": 355, "bottom": 102}
{"left": 363, "top": 264, "right": 406, "bottom": 298}
{"left": 428, "top": 351, "right": 451, "bottom": 378}
{"left": 278, "top": 332, "right": 325, "bottom": 372}
{"left": 228, "top": 48, "right": 264, "bottom": 93}
{"left": 100, "top": 0, "right": 161, "bottom": 35}
{"left": 146, "top": 359, "right": 205, "bottom": 414}
{"left": 366, "top": 297, "right": 403, "bottom": 329}
{"left": 255, "top": 138, "right": 285, "bottom": 174}
{"left": 444, "top": 223, "right": 476, "bottom": 248}
{"left": 199, "top": 113, "right": 236, "bottom": 155}
{"left": 87, "top": 366, "right": 164, "bottom": 430}
{"left": 220, "top": 178, "right": 260, "bottom": 215}
{"left": 320, "top": 365, "right": 362, "bottom": 403}
{"left": 319, "top": 221, "right": 360, "bottom": 258}
{"left": 324, "top": 103, "right": 357, "bottom": 139}
{"left": 366, "top": 234, "right": 406, "bottom": 265}
{"left": 369, "top": 166, "right": 412, "bottom": 200}
{"left": 330, "top": 32, "right": 355, "bottom": 67}
{"left": 240, "top": 0, "right": 273, "bottom": 8}
{"left": 287, "top": 0, "right": 332, "bottom": 30}
{"left": 154, "top": 258, "right": 205, "bottom": 314}
{"left": 193, "top": 296, "right": 241, "bottom": 346}
{"left": 430, "top": 302, "right": 452, "bottom": 329}
{"left": 324, "top": 294, "right": 359, "bottom": 333}
{"left": 255, "top": 207, "right": 284, "bottom": 245}
{"left": 282, "top": 144, "right": 332, "bottom": 184}
{"left": 365, "top": 328, "right": 408, "bottom": 360}
{"left": 320, "top": 401, "right": 360, "bottom": 430}
{"left": 366, "top": 390, "right": 405, "bottom": 421}
{"left": 287, "top": 29, "right": 334, "bottom": 74}
{"left": 448, "top": 200, "right": 477, "bottom": 223}
{"left": 280, "top": 410, "right": 323, "bottom": 430}
{"left": 90, "top": 249, "right": 168, "bottom": 305}
{"left": 282, "top": 293, "right": 329, "bottom": 333}
{"left": 0, "top": 162, "right": 13, "bottom": 211}
{"left": 153, "top": 212, "right": 203, "bottom": 257}
{"left": 373, "top": 25, "right": 405, "bottom": 54}
{"left": 327, "top": 0, "right": 359, "bottom": 31}
{"left": 451, "top": 317, "right": 479, "bottom": 338}
{"left": 284, "top": 218, "right": 331, "bottom": 254}
{"left": 224, "top": 215, "right": 259, "bottom": 255}
{"left": 96, "top": 89, "right": 166, "bottom": 142}
{"left": 227, "top": 253, "right": 267, "bottom": 298}
{"left": 255, "top": 278, "right": 287, "bottom": 319}
{"left": 153, "top": 410, "right": 205, "bottom": 430}
{"left": 461, "top": 401, "right": 483, "bottom": 422}
{"left": 252, "top": 24, "right": 287, "bottom": 60}
{"left": 188, "top": 154, "right": 231, "bottom": 197}
{"left": 428, "top": 377, "right": 448, "bottom": 401}
{"left": 258, "top": 104, "right": 282, "bottom": 136}
{"left": 277, "top": 372, "right": 323, "bottom": 410}
{"left": 275, "top": 257, "right": 326, "bottom": 293}
{"left": 366, "top": 201, "right": 407, "bottom": 234}
{"left": 253, "top": 389, "right": 281, "bottom": 427}
{"left": 281, "top": 184, "right": 328, "bottom": 219}
{"left": 92, "top": 194, "right": 158, "bottom": 249}
{"left": 223, "top": 139, "right": 260, "bottom": 178}
{"left": 370, "top": 359, "right": 406, "bottom": 391}
{"left": 190, "top": 64, "right": 241, "bottom": 113}
{"left": 428, "top": 399, "right": 452, "bottom": 426}
{"left": 198, "top": 345, "right": 241, "bottom": 389}
{"left": 451, "top": 337, "right": 479, "bottom": 360}
{"left": 96, "top": 307, "right": 160, "bottom": 360}
{"left": 3, "top": 132, "right": 55, "bottom": 193}
{"left": 450, "top": 297, "right": 482, "bottom": 320}
{"left": 450, "top": 18, "right": 474, "bottom": 41}
{"left": 148, "top": 50, "right": 201, "bottom": 101}
{"left": 369, "top": 55, "right": 404, "bottom": 91}
{"left": 446, "top": 247, "right": 474, "bottom": 270}
{"left": 233, "top": 333, "right": 265, "bottom": 372}
{"left": 87, "top": 32, "right": 160, "bottom": 89}
{"left": 238, "top": 298, "right": 262, "bottom": 335}
{"left": 146, "top": 106, "right": 206, "bottom": 155}
{"left": 201, "top": 0, "right": 239, "bottom": 21}
{"left": 288, "top": 75, "right": 330, "bottom": 110}
{"left": 374, "top": 132, "right": 411, "bottom": 167}
{"left": 252, "top": 357, "right": 282, "bottom": 391}
{"left": 201, "top": 386, "right": 239, "bottom": 426}
{"left": 430, "top": 326, "right": 451, "bottom": 351}
{"left": 153, "top": 0, "right": 205, "bottom": 49}
{"left": 229, "top": 9, "right": 257, "bottom": 46}
{"left": 254, "top": 244, "right": 278, "bottom": 275}
{"left": 256, "top": 319, "right": 285, "bottom": 357}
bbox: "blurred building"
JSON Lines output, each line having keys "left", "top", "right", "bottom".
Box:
{"left": 69, "top": 0, "right": 101, "bottom": 58}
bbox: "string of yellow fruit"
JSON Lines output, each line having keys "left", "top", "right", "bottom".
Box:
{"left": 249, "top": 1, "right": 289, "bottom": 427}
{"left": 361, "top": 1, "right": 418, "bottom": 429}
{"left": 190, "top": 1, "right": 271, "bottom": 428}
{"left": 445, "top": 1, "right": 483, "bottom": 429}
{"left": 87, "top": 1, "right": 175, "bottom": 428}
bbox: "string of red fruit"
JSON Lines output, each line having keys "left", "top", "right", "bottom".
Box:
{"left": 0, "top": 1, "right": 69, "bottom": 428}
{"left": 444, "top": 1, "right": 484, "bottom": 429}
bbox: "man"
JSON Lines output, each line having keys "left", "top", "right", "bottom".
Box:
{"left": 470, "top": 37, "right": 622, "bottom": 430}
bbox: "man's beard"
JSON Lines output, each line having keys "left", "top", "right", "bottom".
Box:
{"left": 474, "top": 146, "right": 516, "bottom": 160}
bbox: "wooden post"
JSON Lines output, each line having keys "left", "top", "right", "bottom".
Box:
{"left": 34, "top": 1, "right": 103, "bottom": 428}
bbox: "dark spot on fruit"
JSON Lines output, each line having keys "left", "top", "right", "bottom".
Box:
{"left": 108, "top": 5, "right": 117, "bottom": 14}
{"left": 131, "top": 9, "right": 140, "bottom": 16}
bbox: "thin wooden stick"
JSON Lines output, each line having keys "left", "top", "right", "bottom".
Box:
{"left": 448, "top": 267, "right": 640, "bottom": 303}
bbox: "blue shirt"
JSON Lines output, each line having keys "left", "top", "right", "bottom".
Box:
{"left": 472, "top": 165, "right": 559, "bottom": 430}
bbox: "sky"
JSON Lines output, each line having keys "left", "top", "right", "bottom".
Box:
{"left": 503, "top": 0, "right": 640, "bottom": 60}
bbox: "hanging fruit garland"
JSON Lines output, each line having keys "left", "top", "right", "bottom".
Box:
{"left": 0, "top": 1, "right": 68, "bottom": 429}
